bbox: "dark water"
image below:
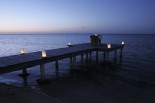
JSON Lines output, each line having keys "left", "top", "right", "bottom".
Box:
{"left": 0, "top": 34, "right": 155, "bottom": 88}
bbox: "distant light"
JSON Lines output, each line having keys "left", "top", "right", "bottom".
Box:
{"left": 122, "top": 41, "right": 125, "bottom": 45}
{"left": 42, "top": 50, "right": 46, "bottom": 58}
{"left": 68, "top": 42, "right": 71, "bottom": 45}
{"left": 94, "top": 34, "right": 98, "bottom": 36}
{"left": 20, "top": 48, "right": 25, "bottom": 55}
{"left": 107, "top": 44, "right": 111, "bottom": 48}
{"left": 67, "top": 42, "right": 72, "bottom": 47}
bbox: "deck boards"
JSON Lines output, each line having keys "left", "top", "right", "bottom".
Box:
{"left": 0, "top": 43, "right": 124, "bottom": 74}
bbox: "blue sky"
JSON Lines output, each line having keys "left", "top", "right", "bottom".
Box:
{"left": 0, "top": 0, "right": 155, "bottom": 34}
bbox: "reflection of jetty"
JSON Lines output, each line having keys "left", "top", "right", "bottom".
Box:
{"left": 0, "top": 43, "right": 124, "bottom": 83}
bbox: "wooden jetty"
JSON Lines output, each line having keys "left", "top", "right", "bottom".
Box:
{"left": 0, "top": 43, "right": 124, "bottom": 83}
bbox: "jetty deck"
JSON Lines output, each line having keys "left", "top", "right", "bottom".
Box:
{"left": 0, "top": 43, "right": 124, "bottom": 82}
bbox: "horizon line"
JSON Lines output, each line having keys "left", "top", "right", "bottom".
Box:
{"left": 0, "top": 32, "right": 155, "bottom": 35}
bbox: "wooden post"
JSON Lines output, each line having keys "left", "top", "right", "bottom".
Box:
{"left": 70, "top": 57, "right": 73, "bottom": 63}
{"left": 114, "top": 50, "right": 117, "bottom": 64}
{"left": 120, "top": 48, "right": 123, "bottom": 63}
{"left": 105, "top": 52, "right": 109, "bottom": 61}
{"left": 72, "top": 56, "right": 76, "bottom": 69}
{"left": 86, "top": 53, "right": 88, "bottom": 62}
{"left": 96, "top": 51, "right": 98, "bottom": 63}
{"left": 55, "top": 60, "right": 59, "bottom": 77}
{"left": 18, "top": 68, "right": 29, "bottom": 86}
{"left": 103, "top": 52, "right": 106, "bottom": 61}
{"left": 81, "top": 54, "right": 84, "bottom": 62}
{"left": 23, "top": 76, "right": 28, "bottom": 86}
{"left": 89, "top": 52, "right": 92, "bottom": 62}
{"left": 40, "top": 64, "right": 45, "bottom": 81}
{"left": 18, "top": 68, "right": 29, "bottom": 77}
{"left": 22, "top": 69, "right": 27, "bottom": 75}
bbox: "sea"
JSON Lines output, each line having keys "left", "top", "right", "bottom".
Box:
{"left": 0, "top": 34, "right": 155, "bottom": 89}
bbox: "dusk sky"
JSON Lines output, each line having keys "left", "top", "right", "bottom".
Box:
{"left": 0, "top": 0, "right": 155, "bottom": 34}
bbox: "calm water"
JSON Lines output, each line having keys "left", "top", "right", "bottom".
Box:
{"left": 0, "top": 34, "right": 155, "bottom": 87}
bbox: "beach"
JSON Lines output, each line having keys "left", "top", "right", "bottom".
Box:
{"left": 0, "top": 83, "right": 62, "bottom": 103}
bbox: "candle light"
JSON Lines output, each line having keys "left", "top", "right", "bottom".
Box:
{"left": 94, "top": 34, "right": 98, "bottom": 36}
{"left": 122, "top": 41, "right": 125, "bottom": 45}
{"left": 42, "top": 50, "right": 46, "bottom": 58}
{"left": 20, "top": 48, "right": 25, "bottom": 55}
{"left": 107, "top": 44, "right": 111, "bottom": 48}
{"left": 67, "top": 42, "right": 72, "bottom": 47}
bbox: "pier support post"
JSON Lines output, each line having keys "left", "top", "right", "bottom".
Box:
{"left": 96, "top": 51, "right": 98, "bottom": 63}
{"left": 40, "top": 64, "right": 45, "bottom": 81}
{"left": 55, "top": 60, "right": 59, "bottom": 77}
{"left": 81, "top": 54, "right": 84, "bottom": 62}
{"left": 70, "top": 57, "right": 73, "bottom": 63}
{"left": 89, "top": 52, "right": 92, "bottom": 62}
{"left": 37, "top": 63, "right": 50, "bottom": 84}
{"left": 23, "top": 76, "right": 28, "bottom": 86}
{"left": 72, "top": 56, "right": 76, "bottom": 69}
{"left": 105, "top": 52, "right": 109, "bottom": 61}
{"left": 18, "top": 68, "right": 29, "bottom": 86}
{"left": 114, "top": 50, "right": 117, "bottom": 64}
{"left": 86, "top": 53, "right": 89, "bottom": 62}
{"left": 103, "top": 52, "right": 106, "bottom": 61}
{"left": 120, "top": 48, "right": 123, "bottom": 63}
{"left": 18, "top": 68, "right": 30, "bottom": 78}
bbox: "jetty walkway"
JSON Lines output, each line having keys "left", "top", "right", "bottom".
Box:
{"left": 0, "top": 43, "right": 124, "bottom": 83}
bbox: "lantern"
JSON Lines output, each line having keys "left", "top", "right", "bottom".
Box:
{"left": 94, "top": 34, "right": 98, "bottom": 36}
{"left": 20, "top": 48, "right": 25, "bottom": 55}
{"left": 107, "top": 44, "right": 111, "bottom": 48}
{"left": 67, "top": 42, "right": 72, "bottom": 47}
{"left": 42, "top": 50, "right": 46, "bottom": 58}
{"left": 122, "top": 41, "right": 125, "bottom": 45}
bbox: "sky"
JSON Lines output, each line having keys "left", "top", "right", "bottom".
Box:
{"left": 0, "top": 0, "right": 155, "bottom": 34}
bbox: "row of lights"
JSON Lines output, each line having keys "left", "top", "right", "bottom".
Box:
{"left": 20, "top": 41, "right": 124, "bottom": 57}
{"left": 68, "top": 41, "right": 125, "bottom": 48}
{"left": 20, "top": 42, "right": 72, "bottom": 57}
{"left": 107, "top": 41, "right": 125, "bottom": 48}
{"left": 107, "top": 41, "right": 124, "bottom": 48}
{"left": 20, "top": 48, "right": 46, "bottom": 58}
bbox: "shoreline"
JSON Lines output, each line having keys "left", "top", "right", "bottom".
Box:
{"left": 0, "top": 83, "right": 61, "bottom": 103}
{"left": 1, "top": 62, "right": 155, "bottom": 103}
{"left": 1, "top": 59, "right": 155, "bottom": 103}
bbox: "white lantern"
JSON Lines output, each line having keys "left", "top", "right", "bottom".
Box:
{"left": 68, "top": 42, "right": 71, "bottom": 45}
{"left": 107, "top": 44, "right": 111, "bottom": 48}
{"left": 67, "top": 42, "right": 72, "bottom": 47}
{"left": 20, "top": 48, "right": 25, "bottom": 55}
{"left": 122, "top": 41, "right": 125, "bottom": 45}
{"left": 94, "top": 34, "right": 98, "bottom": 36}
{"left": 42, "top": 50, "right": 46, "bottom": 58}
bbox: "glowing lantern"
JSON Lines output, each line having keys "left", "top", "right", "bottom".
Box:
{"left": 20, "top": 48, "right": 25, "bottom": 55}
{"left": 107, "top": 44, "right": 111, "bottom": 48}
{"left": 122, "top": 41, "right": 125, "bottom": 45}
{"left": 42, "top": 50, "right": 46, "bottom": 58}
{"left": 94, "top": 34, "right": 98, "bottom": 36}
{"left": 67, "top": 42, "right": 72, "bottom": 47}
